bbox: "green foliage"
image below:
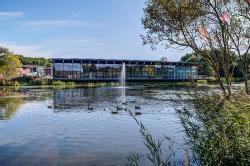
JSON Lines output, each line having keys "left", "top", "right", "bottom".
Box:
{"left": 52, "top": 81, "right": 65, "bottom": 86}
{"left": 197, "top": 80, "right": 207, "bottom": 85}
{"left": 0, "top": 47, "right": 21, "bottom": 81}
{"left": 178, "top": 92, "right": 250, "bottom": 165}
{"left": 181, "top": 52, "right": 213, "bottom": 76}
{"left": 207, "top": 76, "right": 216, "bottom": 82}
{"left": 142, "top": 0, "right": 250, "bottom": 96}
{"left": 16, "top": 54, "right": 52, "bottom": 67}
{"left": 127, "top": 113, "right": 178, "bottom": 166}
{"left": 126, "top": 153, "right": 140, "bottom": 166}
{"left": 11, "top": 76, "right": 50, "bottom": 86}
{"left": 14, "top": 81, "right": 20, "bottom": 87}
{"left": 32, "top": 79, "right": 48, "bottom": 86}
{"left": 65, "top": 82, "right": 76, "bottom": 87}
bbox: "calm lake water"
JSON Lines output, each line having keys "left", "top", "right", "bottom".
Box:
{"left": 0, "top": 86, "right": 189, "bottom": 166}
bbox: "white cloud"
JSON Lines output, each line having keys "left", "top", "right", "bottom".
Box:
{"left": 0, "top": 38, "right": 104, "bottom": 58}
{"left": 0, "top": 41, "right": 53, "bottom": 57}
{"left": 25, "top": 19, "right": 108, "bottom": 28}
{"left": 0, "top": 11, "right": 24, "bottom": 21}
{"left": 26, "top": 20, "right": 88, "bottom": 27}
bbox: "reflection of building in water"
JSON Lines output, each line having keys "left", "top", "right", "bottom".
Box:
{"left": 53, "top": 88, "right": 124, "bottom": 111}
{"left": 52, "top": 59, "right": 207, "bottom": 81}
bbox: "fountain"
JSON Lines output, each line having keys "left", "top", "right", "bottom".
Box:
{"left": 120, "top": 63, "right": 126, "bottom": 86}
{"left": 120, "top": 63, "right": 126, "bottom": 111}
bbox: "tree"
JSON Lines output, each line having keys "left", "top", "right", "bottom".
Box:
{"left": 0, "top": 47, "right": 21, "bottom": 82}
{"left": 15, "top": 54, "right": 52, "bottom": 67}
{"left": 225, "top": 0, "right": 250, "bottom": 94}
{"left": 142, "top": 0, "right": 249, "bottom": 98}
{"left": 181, "top": 52, "right": 214, "bottom": 76}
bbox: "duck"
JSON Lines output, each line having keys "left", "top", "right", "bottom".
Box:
{"left": 135, "top": 106, "right": 141, "bottom": 110}
{"left": 111, "top": 111, "right": 118, "bottom": 114}
{"left": 88, "top": 105, "right": 94, "bottom": 111}
{"left": 122, "top": 102, "right": 128, "bottom": 105}
{"left": 134, "top": 111, "right": 142, "bottom": 116}
{"left": 47, "top": 106, "right": 53, "bottom": 109}
{"left": 116, "top": 106, "right": 124, "bottom": 111}
{"left": 103, "top": 108, "right": 109, "bottom": 111}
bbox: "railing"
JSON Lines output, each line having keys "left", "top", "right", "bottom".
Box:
{"left": 194, "top": 75, "right": 209, "bottom": 80}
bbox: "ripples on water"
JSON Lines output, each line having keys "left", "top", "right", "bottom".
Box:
{"left": 0, "top": 87, "right": 188, "bottom": 166}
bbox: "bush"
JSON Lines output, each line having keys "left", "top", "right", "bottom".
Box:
{"left": 178, "top": 92, "right": 250, "bottom": 165}
{"left": 32, "top": 79, "right": 48, "bottom": 86}
{"left": 52, "top": 81, "right": 65, "bottom": 86}
{"left": 14, "top": 81, "right": 20, "bottom": 87}
{"left": 207, "top": 76, "right": 216, "bottom": 82}
{"left": 65, "top": 82, "right": 76, "bottom": 87}
{"left": 197, "top": 80, "right": 207, "bottom": 85}
{"left": 233, "top": 77, "right": 244, "bottom": 82}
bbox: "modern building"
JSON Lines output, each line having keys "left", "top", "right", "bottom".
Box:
{"left": 19, "top": 65, "right": 52, "bottom": 79}
{"left": 52, "top": 58, "right": 206, "bottom": 81}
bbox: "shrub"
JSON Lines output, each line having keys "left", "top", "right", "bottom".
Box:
{"left": 178, "top": 92, "right": 250, "bottom": 165}
{"left": 207, "top": 76, "right": 216, "bottom": 82}
{"left": 65, "top": 82, "right": 76, "bottom": 87}
{"left": 14, "top": 81, "right": 20, "bottom": 87}
{"left": 233, "top": 77, "right": 244, "bottom": 82}
{"left": 197, "top": 80, "right": 207, "bottom": 85}
{"left": 52, "top": 80, "right": 65, "bottom": 86}
{"left": 31, "top": 79, "right": 48, "bottom": 86}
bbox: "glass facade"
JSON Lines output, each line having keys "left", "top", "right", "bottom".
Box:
{"left": 53, "top": 60, "right": 198, "bottom": 80}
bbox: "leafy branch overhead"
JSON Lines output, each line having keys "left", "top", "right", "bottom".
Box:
{"left": 142, "top": 0, "right": 250, "bottom": 96}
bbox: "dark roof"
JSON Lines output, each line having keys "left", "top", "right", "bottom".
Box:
{"left": 52, "top": 58, "right": 198, "bottom": 66}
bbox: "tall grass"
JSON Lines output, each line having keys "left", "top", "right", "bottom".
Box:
{"left": 127, "top": 90, "right": 250, "bottom": 166}
{"left": 176, "top": 90, "right": 250, "bottom": 166}
{"left": 127, "top": 111, "right": 189, "bottom": 166}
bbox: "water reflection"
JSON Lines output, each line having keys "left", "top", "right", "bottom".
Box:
{"left": 0, "top": 86, "right": 187, "bottom": 166}
{"left": 0, "top": 98, "right": 23, "bottom": 120}
{"left": 52, "top": 87, "right": 156, "bottom": 113}
{"left": 52, "top": 87, "right": 188, "bottom": 113}
{"left": 0, "top": 87, "right": 53, "bottom": 120}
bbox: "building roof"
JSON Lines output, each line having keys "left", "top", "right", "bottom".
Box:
{"left": 52, "top": 58, "right": 199, "bottom": 66}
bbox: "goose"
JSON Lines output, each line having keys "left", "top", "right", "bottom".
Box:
{"left": 111, "top": 111, "right": 118, "bottom": 114}
{"left": 134, "top": 111, "right": 142, "bottom": 115}
{"left": 88, "top": 105, "right": 94, "bottom": 111}
{"left": 116, "top": 106, "right": 124, "bottom": 111}
{"left": 122, "top": 102, "right": 128, "bottom": 105}
{"left": 135, "top": 106, "right": 141, "bottom": 110}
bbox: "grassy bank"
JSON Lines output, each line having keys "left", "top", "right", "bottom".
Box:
{"left": 178, "top": 91, "right": 250, "bottom": 165}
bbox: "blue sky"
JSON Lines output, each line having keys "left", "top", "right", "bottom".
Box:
{"left": 0, "top": 0, "right": 189, "bottom": 61}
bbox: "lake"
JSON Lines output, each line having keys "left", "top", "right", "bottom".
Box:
{"left": 0, "top": 86, "right": 189, "bottom": 166}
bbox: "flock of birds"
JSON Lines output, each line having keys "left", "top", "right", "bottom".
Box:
{"left": 87, "top": 101, "right": 142, "bottom": 116}
{"left": 48, "top": 98, "right": 143, "bottom": 116}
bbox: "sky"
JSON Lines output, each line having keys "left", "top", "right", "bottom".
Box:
{"left": 0, "top": 0, "right": 189, "bottom": 61}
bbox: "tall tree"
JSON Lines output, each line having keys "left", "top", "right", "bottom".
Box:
{"left": 225, "top": 0, "right": 250, "bottom": 94}
{"left": 142, "top": 0, "right": 249, "bottom": 98}
{"left": 0, "top": 47, "right": 21, "bottom": 81}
